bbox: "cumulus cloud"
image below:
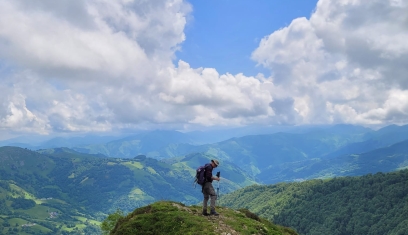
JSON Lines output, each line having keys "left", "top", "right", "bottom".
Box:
{"left": 1, "top": 0, "right": 408, "bottom": 137}
{"left": 252, "top": 0, "right": 408, "bottom": 126}
{"left": 159, "top": 61, "right": 274, "bottom": 126}
{"left": 0, "top": 0, "right": 275, "bottom": 135}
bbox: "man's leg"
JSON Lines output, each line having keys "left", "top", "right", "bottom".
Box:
{"left": 210, "top": 194, "right": 217, "bottom": 211}
{"left": 207, "top": 183, "right": 219, "bottom": 215}
{"left": 203, "top": 194, "right": 209, "bottom": 215}
{"left": 202, "top": 183, "right": 210, "bottom": 216}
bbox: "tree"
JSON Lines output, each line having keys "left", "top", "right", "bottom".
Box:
{"left": 101, "top": 209, "right": 124, "bottom": 235}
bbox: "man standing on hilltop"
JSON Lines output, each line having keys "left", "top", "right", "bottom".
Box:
{"left": 202, "top": 159, "right": 220, "bottom": 216}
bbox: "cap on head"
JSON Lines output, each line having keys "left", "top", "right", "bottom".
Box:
{"left": 211, "top": 159, "right": 219, "bottom": 166}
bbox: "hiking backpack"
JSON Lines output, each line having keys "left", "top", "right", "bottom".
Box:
{"left": 194, "top": 163, "right": 209, "bottom": 187}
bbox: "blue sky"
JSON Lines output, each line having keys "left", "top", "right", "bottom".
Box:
{"left": 0, "top": 0, "right": 407, "bottom": 139}
{"left": 176, "top": 0, "right": 318, "bottom": 76}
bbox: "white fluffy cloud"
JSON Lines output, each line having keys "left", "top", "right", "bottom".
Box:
{"left": 1, "top": 0, "right": 408, "bottom": 136}
{"left": 0, "top": 0, "right": 274, "bottom": 135}
{"left": 252, "top": 0, "right": 408, "bottom": 125}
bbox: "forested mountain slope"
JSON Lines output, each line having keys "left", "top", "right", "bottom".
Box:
{"left": 0, "top": 146, "right": 255, "bottom": 234}
{"left": 221, "top": 169, "right": 408, "bottom": 235}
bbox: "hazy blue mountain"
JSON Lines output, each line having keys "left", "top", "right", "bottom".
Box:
{"left": 1, "top": 124, "right": 372, "bottom": 156}
{"left": 71, "top": 128, "right": 312, "bottom": 158}
{"left": 324, "top": 124, "right": 408, "bottom": 158}
{"left": 181, "top": 124, "right": 323, "bottom": 144}
{"left": 0, "top": 142, "right": 34, "bottom": 149}
{"left": 4, "top": 124, "right": 408, "bottom": 184}
{"left": 371, "top": 124, "right": 408, "bottom": 135}
{"left": 38, "top": 135, "right": 123, "bottom": 149}
{"left": 258, "top": 139, "right": 408, "bottom": 184}
{"left": 0, "top": 134, "right": 51, "bottom": 148}
{"left": 161, "top": 124, "right": 373, "bottom": 175}
{"left": 0, "top": 134, "right": 126, "bottom": 151}
{"left": 50, "top": 124, "right": 376, "bottom": 177}
{"left": 72, "top": 130, "right": 199, "bottom": 158}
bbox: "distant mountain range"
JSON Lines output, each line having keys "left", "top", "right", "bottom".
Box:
{"left": 0, "top": 125, "right": 308, "bottom": 150}
{"left": 2, "top": 124, "right": 408, "bottom": 234}
{"left": 2, "top": 124, "right": 408, "bottom": 183}
{"left": 258, "top": 139, "right": 408, "bottom": 183}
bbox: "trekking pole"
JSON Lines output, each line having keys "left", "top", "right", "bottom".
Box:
{"left": 217, "top": 180, "right": 220, "bottom": 203}
{"left": 216, "top": 171, "right": 220, "bottom": 202}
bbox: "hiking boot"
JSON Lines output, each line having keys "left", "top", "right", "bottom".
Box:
{"left": 210, "top": 209, "right": 219, "bottom": 216}
{"left": 202, "top": 209, "right": 209, "bottom": 216}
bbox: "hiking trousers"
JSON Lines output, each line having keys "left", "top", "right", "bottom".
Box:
{"left": 202, "top": 182, "right": 217, "bottom": 211}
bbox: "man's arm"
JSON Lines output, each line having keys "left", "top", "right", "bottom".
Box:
{"left": 211, "top": 176, "right": 220, "bottom": 181}
{"left": 212, "top": 171, "right": 220, "bottom": 181}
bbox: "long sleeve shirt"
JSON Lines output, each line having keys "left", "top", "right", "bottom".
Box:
{"left": 204, "top": 163, "right": 214, "bottom": 183}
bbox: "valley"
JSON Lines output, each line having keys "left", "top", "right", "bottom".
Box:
{"left": 1, "top": 124, "right": 408, "bottom": 234}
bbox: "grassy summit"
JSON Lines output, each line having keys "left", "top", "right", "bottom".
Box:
{"left": 109, "top": 201, "right": 298, "bottom": 235}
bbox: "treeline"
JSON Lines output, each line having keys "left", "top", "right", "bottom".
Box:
{"left": 221, "top": 169, "right": 408, "bottom": 235}
{"left": 11, "top": 198, "right": 36, "bottom": 210}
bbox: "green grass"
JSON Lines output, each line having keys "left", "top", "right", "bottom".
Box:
{"left": 147, "top": 166, "right": 158, "bottom": 174}
{"left": 22, "top": 204, "right": 58, "bottom": 219}
{"left": 109, "top": 201, "right": 297, "bottom": 235}
{"left": 4, "top": 217, "right": 53, "bottom": 234}
{"left": 123, "top": 161, "right": 143, "bottom": 170}
{"left": 61, "top": 223, "right": 87, "bottom": 231}
{"left": 128, "top": 188, "right": 154, "bottom": 201}
{"left": 9, "top": 184, "right": 35, "bottom": 198}
{"left": 73, "top": 216, "right": 101, "bottom": 226}
{"left": 8, "top": 217, "right": 29, "bottom": 225}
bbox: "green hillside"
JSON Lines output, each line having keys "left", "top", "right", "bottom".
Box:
{"left": 2, "top": 124, "right": 408, "bottom": 234}
{"left": 107, "top": 201, "right": 298, "bottom": 235}
{"left": 221, "top": 169, "right": 408, "bottom": 235}
{"left": 0, "top": 146, "right": 256, "bottom": 234}
{"left": 0, "top": 179, "right": 101, "bottom": 235}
